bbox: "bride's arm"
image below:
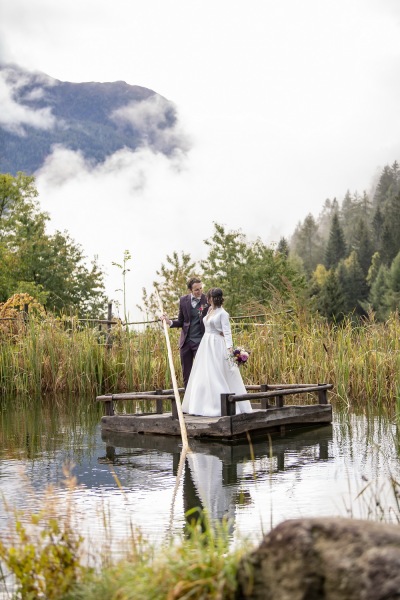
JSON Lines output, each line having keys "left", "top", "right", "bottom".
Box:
{"left": 220, "top": 310, "right": 233, "bottom": 350}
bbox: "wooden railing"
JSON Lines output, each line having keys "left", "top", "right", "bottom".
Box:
{"left": 96, "top": 388, "right": 184, "bottom": 418}
{"left": 220, "top": 383, "right": 333, "bottom": 416}
{"left": 97, "top": 383, "right": 333, "bottom": 419}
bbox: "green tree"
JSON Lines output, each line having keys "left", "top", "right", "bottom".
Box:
{"left": 0, "top": 173, "right": 106, "bottom": 316}
{"left": 371, "top": 206, "right": 384, "bottom": 248}
{"left": 201, "top": 223, "right": 249, "bottom": 311}
{"left": 139, "top": 251, "right": 197, "bottom": 319}
{"left": 0, "top": 172, "right": 39, "bottom": 241}
{"left": 351, "top": 219, "right": 374, "bottom": 277}
{"left": 325, "top": 212, "right": 347, "bottom": 269}
{"left": 366, "top": 251, "right": 382, "bottom": 287}
{"left": 316, "top": 197, "right": 339, "bottom": 241}
{"left": 202, "top": 223, "right": 305, "bottom": 314}
{"left": 276, "top": 236, "right": 290, "bottom": 258}
{"left": 386, "top": 251, "right": 400, "bottom": 313}
{"left": 373, "top": 162, "right": 400, "bottom": 209}
{"left": 368, "top": 264, "right": 390, "bottom": 320}
{"left": 316, "top": 268, "right": 345, "bottom": 322}
{"left": 290, "top": 213, "right": 323, "bottom": 275}
{"left": 381, "top": 192, "right": 400, "bottom": 263}
{"left": 337, "top": 251, "right": 368, "bottom": 316}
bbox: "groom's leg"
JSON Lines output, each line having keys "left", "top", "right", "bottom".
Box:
{"left": 180, "top": 340, "right": 198, "bottom": 388}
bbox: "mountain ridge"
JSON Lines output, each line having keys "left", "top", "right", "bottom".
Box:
{"left": 0, "top": 64, "right": 188, "bottom": 175}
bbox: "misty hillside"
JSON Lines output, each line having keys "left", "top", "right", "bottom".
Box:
{"left": 0, "top": 64, "right": 188, "bottom": 175}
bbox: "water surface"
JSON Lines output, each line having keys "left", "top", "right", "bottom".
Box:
{"left": 0, "top": 400, "right": 399, "bottom": 557}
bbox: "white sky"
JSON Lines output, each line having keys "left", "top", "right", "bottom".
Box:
{"left": 1, "top": 0, "right": 400, "bottom": 319}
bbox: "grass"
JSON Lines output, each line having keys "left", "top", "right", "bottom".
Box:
{"left": 0, "top": 470, "right": 248, "bottom": 600}
{"left": 1, "top": 305, "right": 400, "bottom": 413}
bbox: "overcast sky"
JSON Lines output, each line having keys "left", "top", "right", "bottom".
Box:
{"left": 1, "top": 0, "right": 400, "bottom": 320}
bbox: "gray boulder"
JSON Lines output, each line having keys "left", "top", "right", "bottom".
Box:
{"left": 237, "top": 517, "right": 400, "bottom": 599}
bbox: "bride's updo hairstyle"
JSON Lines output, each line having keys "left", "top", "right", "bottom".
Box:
{"left": 208, "top": 288, "right": 224, "bottom": 307}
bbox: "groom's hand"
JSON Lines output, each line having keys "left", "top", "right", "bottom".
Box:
{"left": 161, "top": 313, "right": 172, "bottom": 326}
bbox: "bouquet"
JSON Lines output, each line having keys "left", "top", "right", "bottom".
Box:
{"left": 230, "top": 347, "right": 250, "bottom": 367}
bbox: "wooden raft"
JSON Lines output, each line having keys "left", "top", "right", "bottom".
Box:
{"left": 97, "top": 383, "right": 333, "bottom": 440}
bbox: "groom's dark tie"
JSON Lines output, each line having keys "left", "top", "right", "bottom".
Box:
{"left": 192, "top": 298, "right": 200, "bottom": 308}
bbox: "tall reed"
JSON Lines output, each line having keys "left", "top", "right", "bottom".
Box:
{"left": 1, "top": 308, "right": 400, "bottom": 411}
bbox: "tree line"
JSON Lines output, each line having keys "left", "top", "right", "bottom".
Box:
{"left": 2, "top": 162, "right": 400, "bottom": 323}
{"left": 290, "top": 161, "right": 400, "bottom": 321}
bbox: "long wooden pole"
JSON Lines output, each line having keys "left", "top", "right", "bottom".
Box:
{"left": 156, "top": 290, "right": 190, "bottom": 452}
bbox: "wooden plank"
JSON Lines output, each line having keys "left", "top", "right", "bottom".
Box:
{"left": 97, "top": 393, "right": 176, "bottom": 402}
{"left": 232, "top": 384, "right": 333, "bottom": 402}
{"left": 101, "top": 404, "right": 332, "bottom": 439}
{"left": 101, "top": 413, "right": 234, "bottom": 438}
{"left": 230, "top": 405, "right": 332, "bottom": 436}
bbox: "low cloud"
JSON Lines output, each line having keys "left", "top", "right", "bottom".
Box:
{"left": 111, "top": 95, "right": 191, "bottom": 156}
{"left": 0, "top": 66, "right": 56, "bottom": 135}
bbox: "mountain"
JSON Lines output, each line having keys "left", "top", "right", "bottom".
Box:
{"left": 0, "top": 64, "right": 188, "bottom": 175}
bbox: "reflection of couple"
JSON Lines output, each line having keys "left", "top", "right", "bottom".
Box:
{"left": 163, "top": 278, "right": 252, "bottom": 417}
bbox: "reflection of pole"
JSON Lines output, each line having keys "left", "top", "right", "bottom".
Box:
{"left": 156, "top": 290, "right": 190, "bottom": 452}
{"left": 167, "top": 447, "right": 188, "bottom": 539}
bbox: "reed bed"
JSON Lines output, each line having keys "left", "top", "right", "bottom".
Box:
{"left": 0, "top": 468, "right": 246, "bottom": 600}
{"left": 1, "top": 309, "right": 400, "bottom": 412}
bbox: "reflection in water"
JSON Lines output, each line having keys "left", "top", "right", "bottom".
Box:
{"left": 101, "top": 425, "right": 334, "bottom": 536}
{"left": 1, "top": 399, "right": 400, "bottom": 556}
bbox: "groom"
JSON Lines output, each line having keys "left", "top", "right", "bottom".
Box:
{"left": 163, "top": 277, "right": 209, "bottom": 388}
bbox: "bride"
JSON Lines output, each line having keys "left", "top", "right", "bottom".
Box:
{"left": 181, "top": 287, "right": 253, "bottom": 417}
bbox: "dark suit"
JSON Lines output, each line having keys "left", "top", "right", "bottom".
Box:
{"left": 170, "top": 293, "right": 209, "bottom": 387}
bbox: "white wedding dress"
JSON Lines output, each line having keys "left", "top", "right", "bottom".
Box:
{"left": 181, "top": 307, "right": 253, "bottom": 417}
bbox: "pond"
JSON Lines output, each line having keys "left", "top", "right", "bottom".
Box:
{"left": 0, "top": 399, "right": 399, "bottom": 560}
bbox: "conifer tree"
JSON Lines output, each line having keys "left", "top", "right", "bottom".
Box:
{"left": 337, "top": 252, "right": 368, "bottom": 315}
{"left": 369, "top": 264, "right": 390, "bottom": 320}
{"left": 382, "top": 191, "right": 400, "bottom": 263}
{"left": 387, "top": 250, "right": 400, "bottom": 312}
{"left": 291, "top": 213, "right": 323, "bottom": 275}
{"left": 366, "top": 252, "right": 381, "bottom": 287}
{"left": 324, "top": 212, "right": 347, "bottom": 269}
{"left": 317, "top": 268, "right": 345, "bottom": 322}
{"left": 276, "top": 237, "right": 290, "bottom": 257}
{"left": 352, "top": 219, "right": 374, "bottom": 276}
{"left": 372, "top": 206, "right": 384, "bottom": 248}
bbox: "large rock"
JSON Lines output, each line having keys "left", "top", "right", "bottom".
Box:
{"left": 236, "top": 517, "right": 400, "bottom": 600}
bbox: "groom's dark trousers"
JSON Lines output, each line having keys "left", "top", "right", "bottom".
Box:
{"left": 170, "top": 293, "right": 209, "bottom": 388}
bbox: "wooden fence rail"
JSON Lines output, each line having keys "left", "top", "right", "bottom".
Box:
{"left": 96, "top": 383, "right": 333, "bottom": 420}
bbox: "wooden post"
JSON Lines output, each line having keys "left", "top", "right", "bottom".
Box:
{"left": 221, "top": 393, "right": 235, "bottom": 417}
{"left": 318, "top": 383, "right": 328, "bottom": 404}
{"left": 155, "top": 389, "right": 163, "bottom": 414}
{"left": 106, "top": 445, "right": 115, "bottom": 461}
{"left": 277, "top": 394, "right": 284, "bottom": 408}
{"left": 104, "top": 395, "right": 114, "bottom": 416}
{"left": 106, "top": 302, "right": 113, "bottom": 349}
{"left": 260, "top": 384, "right": 269, "bottom": 409}
{"left": 156, "top": 290, "right": 190, "bottom": 452}
{"left": 23, "top": 303, "right": 29, "bottom": 326}
{"left": 171, "top": 398, "right": 179, "bottom": 419}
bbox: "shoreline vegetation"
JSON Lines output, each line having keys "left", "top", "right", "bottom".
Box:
{"left": 0, "top": 470, "right": 246, "bottom": 600}
{"left": 1, "top": 296, "right": 400, "bottom": 414}
{"left": 1, "top": 454, "right": 400, "bottom": 599}
{"left": 2, "top": 297, "right": 400, "bottom": 597}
